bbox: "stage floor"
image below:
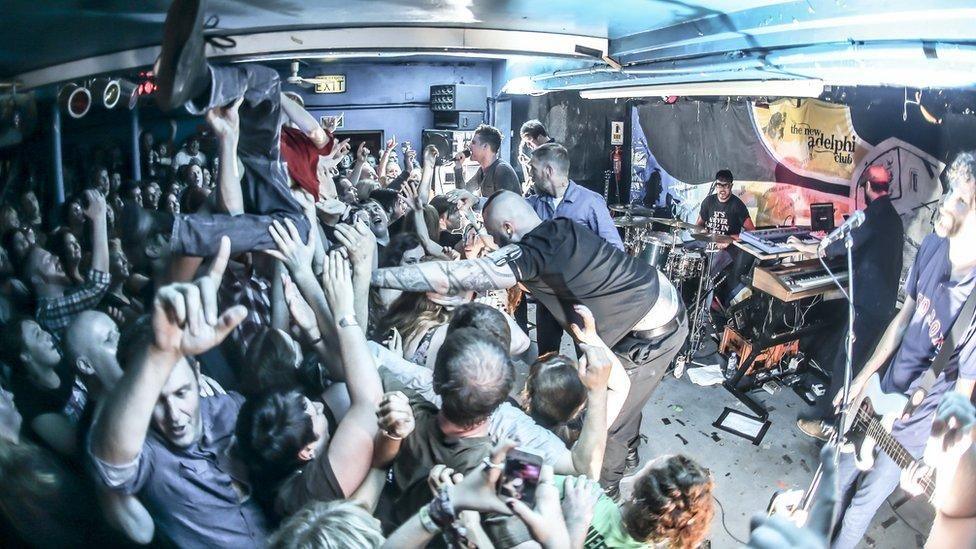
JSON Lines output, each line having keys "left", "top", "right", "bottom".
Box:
{"left": 537, "top": 315, "right": 935, "bottom": 549}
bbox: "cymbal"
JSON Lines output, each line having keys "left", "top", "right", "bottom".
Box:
{"left": 692, "top": 232, "right": 735, "bottom": 244}
{"left": 613, "top": 216, "right": 655, "bottom": 227}
{"left": 649, "top": 218, "right": 704, "bottom": 233}
{"left": 609, "top": 204, "right": 657, "bottom": 216}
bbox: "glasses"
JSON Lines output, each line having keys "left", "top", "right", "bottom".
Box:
{"left": 715, "top": 181, "right": 732, "bottom": 188}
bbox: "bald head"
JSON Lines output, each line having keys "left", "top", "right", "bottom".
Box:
{"left": 64, "top": 310, "right": 122, "bottom": 391}
{"left": 483, "top": 191, "right": 542, "bottom": 246}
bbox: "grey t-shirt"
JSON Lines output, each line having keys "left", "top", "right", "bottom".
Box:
{"left": 456, "top": 158, "right": 522, "bottom": 196}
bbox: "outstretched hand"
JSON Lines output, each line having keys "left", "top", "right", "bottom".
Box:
{"left": 152, "top": 236, "right": 247, "bottom": 356}
{"left": 568, "top": 304, "right": 601, "bottom": 346}
{"left": 507, "top": 465, "right": 571, "bottom": 549}
{"left": 321, "top": 249, "right": 355, "bottom": 319}
{"left": 281, "top": 272, "right": 319, "bottom": 338}
{"left": 83, "top": 189, "right": 107, "bottom": 221}
{"left": 332, "top": 219, "right": 376, "bottom": 272}
{"left": 205, "top": 97, "right": 244, "bottom": 141}
{"left": 265, "top": 218, "right": 316, "bottom": 276}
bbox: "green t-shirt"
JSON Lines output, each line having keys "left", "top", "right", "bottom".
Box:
{"left": 484, "top": 476, "right": 652, "bottom": 548}
{"left": 554, "top": 476, "right": 651, "bottom": 549}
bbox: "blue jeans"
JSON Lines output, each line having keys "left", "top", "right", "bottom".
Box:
{"left": 832, "top": 444, "right": 921, "bottom": 549}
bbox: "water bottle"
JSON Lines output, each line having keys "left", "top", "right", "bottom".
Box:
{"left": 725, "top": 352, "right": 739, "bottom": 379}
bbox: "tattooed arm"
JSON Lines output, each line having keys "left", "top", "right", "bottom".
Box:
{"left": 371, "top": 245, "right": 519, "bottom": 293}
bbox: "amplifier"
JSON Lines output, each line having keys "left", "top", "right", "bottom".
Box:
{"left": 430, "top": 84, "right": 487, "bottom": 112}
{"left": 433, "top": 110, "right": 484, "bottom": 131}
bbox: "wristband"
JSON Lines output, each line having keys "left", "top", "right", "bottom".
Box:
{"left": 337, "top": 315, "right": 359, "bottom": 328}
{"left": 418, "top": 504, "right": 441, "bottom": 534}
{"left": 307, "top": 335, "right": 323, "bottom": 346}
{"left": 428, "top": 487, "right": 458, "bottom": 529}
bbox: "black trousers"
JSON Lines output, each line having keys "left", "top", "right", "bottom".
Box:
{"left": 172, "top": 64, "right": 310, "bottom": 257}
{"left": 535, "top": 304, "right": 564, "bottom": 356}
{"left": 601, "top": 313, "right": 688, "bottom": 487}
{"left": 803, "top": 308, "right": 890, "bottom": 421}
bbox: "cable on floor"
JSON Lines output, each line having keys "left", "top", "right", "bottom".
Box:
{"left": 713, "top": 494, "right": 747, "bottom": 545}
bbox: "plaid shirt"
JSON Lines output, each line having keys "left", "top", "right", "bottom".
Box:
{"left": 221, "top": 263, "right": 272, "bottom": 357}
{"left": 36, "top": 270, "right": 111, "bottom": 338}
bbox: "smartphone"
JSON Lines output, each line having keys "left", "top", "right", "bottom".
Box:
{"left": 497, "top": 449, "right": 543, "bottom": 507}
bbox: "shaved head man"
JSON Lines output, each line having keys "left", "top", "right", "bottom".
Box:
{"left": 373, "top": 190, "right": 687, "bottom": 492}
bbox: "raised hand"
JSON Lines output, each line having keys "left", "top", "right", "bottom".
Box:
{"left": 205, "top": 96, "right": 244, "bottom": 141}
{"left": 423, "top": 144, "right": 439, "bottom": 168}
{"left": 356, "top": 141, "right": 370, "bottom": 163}
{"left": 281, "top": 272, "right": 319, "bottom": 338}
{"left": 428, "top": 465, "right": 464, "bottom": 497}
{"left": 321, "top": 249, "right": 355, "bottom": 319}
{"left": 265, "top": 218, "right": 316, "bottom": 276}
{"left": 376, "top": 391, "right": 415, "bottom": 440}
{"left": 83, "top": 189, "right": 107, "bottom": 220}
{"left": 577, "top": 342, "right": 613, "bottom": 392}
{"left": 385, "top": 135, "right": 397, "bottom": 151}
{"left": 332, "top": 219, "right": 376, "bottom": 272}
{"left": 399, "top": 181, "right": 423, "bottom": 212}
{"left": 561, "top": 475, "right": 602, "bottom": 546}
{"left": 152, "top": 236, "right": 247, "bottom": 357}
{"left": 568, "top": 304, "right": 601, "bottom": 346}
{"left": 449, "top": 439, "right": 517, "bottom": 516}
{"left": 446, "top": 188, "right": 478, "bottom": 212}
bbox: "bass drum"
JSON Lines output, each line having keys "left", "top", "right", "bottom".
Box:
{"left": 636, "top": 234, "right": 674, "bottom": 271}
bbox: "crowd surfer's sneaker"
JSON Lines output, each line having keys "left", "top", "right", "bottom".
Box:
{"left": 155, "top": 0, "right": 210, "bottom": 111}
{"left": 118, "top": 201, "right": 174, "bottom": 251}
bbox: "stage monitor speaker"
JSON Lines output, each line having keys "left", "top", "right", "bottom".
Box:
{"left": 433, "top": 110, "right": 483, "bottom": 131}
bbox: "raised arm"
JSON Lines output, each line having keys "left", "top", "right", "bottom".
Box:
{"left": 349, "top": 142, "right": 370, "bottom": 186}
{"left": 331, "top": 220, "right": 377, "bottom": 329}
{"left": 371, "top": 246, "right": 518, "bottom": 294}
{"left": 280, "top": 93, "right": 332, "bottom": 149}
{"left": 84, "top": 190, "right": 109, "bottom": 274}
{"left": 378, "top": 136, "right": 396, "bottom": 187}
{"left": 321, "top": 250, "right": 386, "bottom": 496}
{"left": 206, "top": 97, "right": 244, "bottom": 215}
{"left": 91, "top": 238, "right": 245, "bottom": 465}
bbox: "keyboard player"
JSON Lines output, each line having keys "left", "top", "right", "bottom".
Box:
{"left": 787, "top": 165, "right": 905, "bottom": 440}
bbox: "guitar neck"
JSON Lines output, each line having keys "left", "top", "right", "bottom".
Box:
{"left": 857, "top": 410, "right": 935, "bottom": 498}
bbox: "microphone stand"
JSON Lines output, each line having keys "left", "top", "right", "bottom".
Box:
{"left": 779, "top": 229, "right": 854, "bottom": 525}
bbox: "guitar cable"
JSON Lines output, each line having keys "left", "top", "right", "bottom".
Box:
{"left": 886, "top": 499, "right": 927, "bottom": 539}
{"left": 713, "top": 494, "right": 747, "bottom": 544}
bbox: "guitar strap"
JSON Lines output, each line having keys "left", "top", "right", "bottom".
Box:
{"left": 902, "top": 284, "right": 976, "bottom": 418}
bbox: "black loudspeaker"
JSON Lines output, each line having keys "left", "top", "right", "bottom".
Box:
{"left": 430, "top": 84, "right": 487, "bottom": 112}
{"left": 433, "top": 111, "right": 483, "bottom": 131}
{"left": 422, "top": 130, "right": 454, "bottom": 160}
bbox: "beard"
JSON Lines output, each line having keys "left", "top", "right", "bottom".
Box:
{"left": 935, "top": 209, "right": 960, "bottom": 238}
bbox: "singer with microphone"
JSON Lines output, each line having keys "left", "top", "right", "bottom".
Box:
{"left": 788, "top": 165, "right": 904, "bottom": 441}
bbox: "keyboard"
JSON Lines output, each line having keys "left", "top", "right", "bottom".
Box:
{"left": 740, "top": 227, "right": 817, "bottom": 255}
{"left": 752, "top": 259, "right": 849, "bottom": 302}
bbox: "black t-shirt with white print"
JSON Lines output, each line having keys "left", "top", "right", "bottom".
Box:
{"left": 699, "top": 193, "right": 750, "bottom": 235}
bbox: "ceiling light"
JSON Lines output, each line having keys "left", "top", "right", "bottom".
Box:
{"left": 579, "top": 79, "right": 825, "bottom": 100}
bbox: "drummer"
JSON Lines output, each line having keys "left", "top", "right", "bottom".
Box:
{"left": 695, "top": 169, "right": 755, "bottom": 304}
{"left": 526, "top": 142, "right": 624, "bottom": 354}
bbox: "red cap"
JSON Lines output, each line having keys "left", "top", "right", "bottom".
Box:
{"left": 865, "top": 165, "right": 892, "bottom": 186}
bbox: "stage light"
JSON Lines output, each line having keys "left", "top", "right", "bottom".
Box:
{"left": 90, "top": 79, "right": 139, "bottom": 109}
{"left": 59, "top": 83, "right": 92, "bottom": 118}
{"left": 579, "top": 80, "right": 825, "bottom": 100}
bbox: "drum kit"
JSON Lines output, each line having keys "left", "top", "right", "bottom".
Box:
{"left": 611, "top": 204, "right": 730, "bottom": 360}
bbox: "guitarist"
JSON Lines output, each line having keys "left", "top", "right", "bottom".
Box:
{"left": 831, "top": 152, "right": 976, "bottom": 549}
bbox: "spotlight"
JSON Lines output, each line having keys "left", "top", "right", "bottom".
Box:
{"left": 59, "top": 83, "right": 91, "bottom": 118}
{"left": 91, "top": 79, "right": 139, "bottom": 109}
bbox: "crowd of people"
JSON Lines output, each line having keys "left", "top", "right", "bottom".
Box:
{"left": 1, "top": 2, "right": 975, "bottom": 547}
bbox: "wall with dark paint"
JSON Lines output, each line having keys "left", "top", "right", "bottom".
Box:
{"left": 514, "top": 92, "right": 629, "bottom": 200}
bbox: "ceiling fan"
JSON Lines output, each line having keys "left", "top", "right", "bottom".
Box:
{"left": 286, "top": 60, "right": 340, "bottom": 89}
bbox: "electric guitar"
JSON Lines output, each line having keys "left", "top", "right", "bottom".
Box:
{"left": 839, "top": 373, "right": 935, "bottom": 499}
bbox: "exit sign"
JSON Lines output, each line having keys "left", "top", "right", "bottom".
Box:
{"left": 313, "top": 75, "right": 346, "bottom": 94}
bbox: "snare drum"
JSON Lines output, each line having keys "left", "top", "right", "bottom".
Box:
{"left": 666, "top": 248, "right": 705, "bottom": 280}
{"left": 637, "top": 234, "right": 674, "bottom": 271}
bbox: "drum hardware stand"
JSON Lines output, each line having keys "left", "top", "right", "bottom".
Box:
{"left": 681, "top": 242, "right": 720, "bottom": 367}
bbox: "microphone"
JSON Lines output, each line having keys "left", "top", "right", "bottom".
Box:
{"left": 818, "top": 210, "right": 865, "bottom": 252}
